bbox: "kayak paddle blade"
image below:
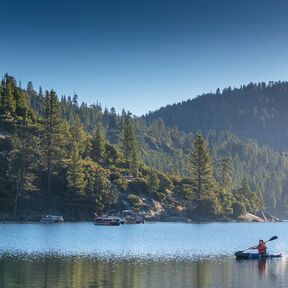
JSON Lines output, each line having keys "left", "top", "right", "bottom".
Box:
{"left": 268, "top": 236, "right": 278, "bottom": 242}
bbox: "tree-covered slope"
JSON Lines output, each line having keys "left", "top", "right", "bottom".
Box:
{"left": 1, "top": 74, "right": 288, "bottom": 220}
{"left": 144, "top": 82, "right": 288, "bottom": 151}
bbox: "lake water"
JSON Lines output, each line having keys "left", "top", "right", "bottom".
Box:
{"left": 0, "top": 222, "right": 288, "bottom": 287}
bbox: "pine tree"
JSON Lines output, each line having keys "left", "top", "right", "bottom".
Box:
{"left": 235, "top": 177, "right": 252, "bottom": 212}
{"left": 39, "top": 86, "right": 43, "bottom": 97}
{"left": 41, "top": 90, "right": 66, "bottom": 198}
{"left": 67, "top": 146, "right": 86, "bottom": 194}
{"left": 217, "top": 157, "right": 233, "bottom": 189}
{"left": 147, "top": 170, "right": 160, "bottom": 196}
{"left": 66, "top": 117, "right": 86, "bottom": 194}
{"left": 83, "top": 157, "right": 119, "bottom": 212}
{"left": 249, "top": 186, "right": 264, "bottom": 212}
{"left": 26, "top": 81, "right": 34, "bottom": 95}
{"left": 104, "top": 143, "right": 118, "bottom": 164}
{"left": 72, "top": 93, "right": 78, "bottom": 108}
{"left": 120, "top": 117, "right": 139, "bottom": 175}
{"left": 108, "top": 107, "right": 117, "bottom": 130}
{"left": 7, "top": 126, "right": 39, "bottom": 215}
{"left": 240, "top": 177, "right": 250, "bottom": 198}
{"left": 91, "top": 124, "right": 106, "bottom": 162}
{"left": 189, "top": 134, "right": 217, "bottom": 200}
{"left": 0, "top": 74, "right": 16, "bottom": 121}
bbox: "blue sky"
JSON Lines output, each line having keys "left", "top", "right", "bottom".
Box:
{"left": 1, "top": 0, "right": 288, "bottom": 115}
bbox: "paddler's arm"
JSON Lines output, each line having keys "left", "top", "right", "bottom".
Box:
{"left": 249, "top": 246, "right": 258, "bottom": 250}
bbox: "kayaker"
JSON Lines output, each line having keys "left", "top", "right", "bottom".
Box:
{"left": 251, "top": 240, "right": 267, "bottom": 255}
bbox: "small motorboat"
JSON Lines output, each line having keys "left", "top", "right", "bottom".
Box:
{"left": 40, "top": 215, "right": 64, "bottom": 223}
{"left": 235, "top": 252, "right": 282, "bottom": 260}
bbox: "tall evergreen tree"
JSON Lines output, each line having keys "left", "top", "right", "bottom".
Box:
{"left": 120, "top": 117, "right": 139, "bottom": 175}
{"left": 91, "top": 124, "right": 106, "bottom": 162}
{"left": 0, "top": 74, "right": 16, "bottom": 121}
{"left": 217, "top": 157, "right": 235, "bottom": 216}
{"left": 39, "top": 86, "right": 43, "bottom": 97}
{"left": 189, "top": 134, "right": 217, "bottom": 200}
{"left": 66, "top": 117, "right": 86, "bottom": 194}
{"left": 7, "top": 126, "right": 39, "bottom": 215}
{"left": 41, "top": 90, "right": 66, "bottom": 198}
{"left": 217, "top": 157, "right": 233, "bottom": 189}
{"left": 108, "top": 107, "right": 117, "bottom": 129}
{"left": 147, "top": 170, "right": 160, "bottom": 196}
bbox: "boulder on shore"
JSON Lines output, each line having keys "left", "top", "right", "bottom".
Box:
{"left": 240, "top": 212, "right": 266, "bottom": 222}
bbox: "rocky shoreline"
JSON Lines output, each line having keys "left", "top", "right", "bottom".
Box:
{"left": 0, "top": 212, "right": 282, "bottom": 223}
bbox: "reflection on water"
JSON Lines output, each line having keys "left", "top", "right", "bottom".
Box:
{"left": 0, "top": 256, "right": 287, "bottom": 288}
{"left": 1, "top": 222, "right": 288, "bottom": 287}
{"left": 258, "top": 258, "right": 267, "bottom": 276}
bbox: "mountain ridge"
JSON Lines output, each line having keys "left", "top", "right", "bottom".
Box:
{"left": 144, "top": 81, "right": 288, "bottom": 151}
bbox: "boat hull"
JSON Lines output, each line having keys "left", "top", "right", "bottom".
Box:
{"left": 40, "top": 215, "right": 64, "bottom": 223}
{"left": 125, "top": 219, "right": 144, "bottom": 224}
{"left": 94, "top": 223, "right": 120, "bottom": 226}
{"left": 235, "top": 252, "right": 282, "bottom": 260}
{"left": 94, "top": 217, "right": 121, "bottom": 226}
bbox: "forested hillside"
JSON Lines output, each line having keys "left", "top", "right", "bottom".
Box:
{"left": 0, "top": 74, "right": 288, "bottom": 221}
{"left": 145, "top": 82, "right": 288, "bottom": 151}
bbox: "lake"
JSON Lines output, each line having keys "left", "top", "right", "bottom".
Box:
{"left": 0, "top": 222, "right": 288, "bottom": 287}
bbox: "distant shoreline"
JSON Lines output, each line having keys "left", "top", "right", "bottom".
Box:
{"left": 0, "top": 217, "right": 282, "bottom": 224}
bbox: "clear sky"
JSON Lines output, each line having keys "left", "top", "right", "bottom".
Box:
{"left": 1, "top": 0, "right": 288, "bottom": 115}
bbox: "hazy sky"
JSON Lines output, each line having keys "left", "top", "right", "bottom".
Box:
{"left": 1, "top": 0, "right": 288, "bottom": 115}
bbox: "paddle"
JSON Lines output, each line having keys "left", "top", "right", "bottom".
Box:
{"left": 235, "top": 236, "right": 278, "bottom": 255}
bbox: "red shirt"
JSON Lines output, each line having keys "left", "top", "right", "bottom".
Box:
{"left": 257, "top": 242, "right": 267, "bottom": 255}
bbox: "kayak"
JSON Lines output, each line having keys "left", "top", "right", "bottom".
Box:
{"left": 235, "top": 252, "right": 282, "bottom": 260}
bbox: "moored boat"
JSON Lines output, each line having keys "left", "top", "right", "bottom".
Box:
{"left": 122, "top": 210, "right": 145, "bottom": 224}
{"left": 94, "top": 216, "right": 121, "bottom": 226}
{"left": 119, "top": 218, "right": 126, "bottom": 224}
{"left": 41, "top": 215, "right": 64, "bottom": 223}
{"left": 235, "top": 252, "right": 282, "bottom": 260}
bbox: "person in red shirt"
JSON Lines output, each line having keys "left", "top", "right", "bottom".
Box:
{"left": 252, "top": 240, "right": 267, "bottom": 255}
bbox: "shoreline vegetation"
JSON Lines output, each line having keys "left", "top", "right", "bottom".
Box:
{"left": 1, "top": 74, "right": 288, "bottom": 222}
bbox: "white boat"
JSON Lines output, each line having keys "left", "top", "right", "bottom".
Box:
{"left": 40, "top": 215, "right": 64, "bottom": 223}
{"left": 119, "top": 217, "right": 126, "bottom": 224}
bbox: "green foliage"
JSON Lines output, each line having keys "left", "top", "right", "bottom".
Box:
{"left": 173, "top": 184, "right": 194, "bottom": 201}
{"left": 7, "top": 126, "right": 39, "bottom": 214}
{"left": 120, "top": 116, "right": 139, "bottom": 176}
{"left": 189, "top": 134, "right": 217, "bottom": 200}
{"left": 41, "top": 90, "right": 67, "bottom": 197}
{"left": 128, "top": 178, "right": 148, "bottom": 195}
{"left": 155, "top": 171, "right": 173, "bottom": 192}
{"left": 104, "top": 143, "right": 118, "bottom": 164}
{"left": 0, "top": 74, "right": 16, "bottom": 120}
{"left": 146, "top": 170, "right": 160, "bottom": 196}
{"left": 66, "top": 117, "right": 87, "bottom": 195}
{"left": 127, "top": 194, "right": 142, "bottom": 209}
{"left": 232, "top": 201, "right": 246, "bottom": 218}
{"left": 217, "top": 157, "right": 233, "bottom": 190}
{"left": 218, "top": 187, "right": 234, "bottom": 216}
{"left": 189, "top": 197, "right": 222, "bottom": 220}
{"left": 0, "top": 74, "right": 286, "bottom": 220}
{"left": 83, "top": 159, "right": 118, "bottom": 212}
{"left": 91, "top": 124, "right": 106, "bottom": 162}
{"left": 110, "top": 173, "right": 128, "bottom": 192}
{"left": 145, "top": 81, "right": 288, "bottom": 151}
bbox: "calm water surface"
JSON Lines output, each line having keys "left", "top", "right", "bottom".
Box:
{"left": 0, "top": 222, "right": 288, "bottom": 287}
